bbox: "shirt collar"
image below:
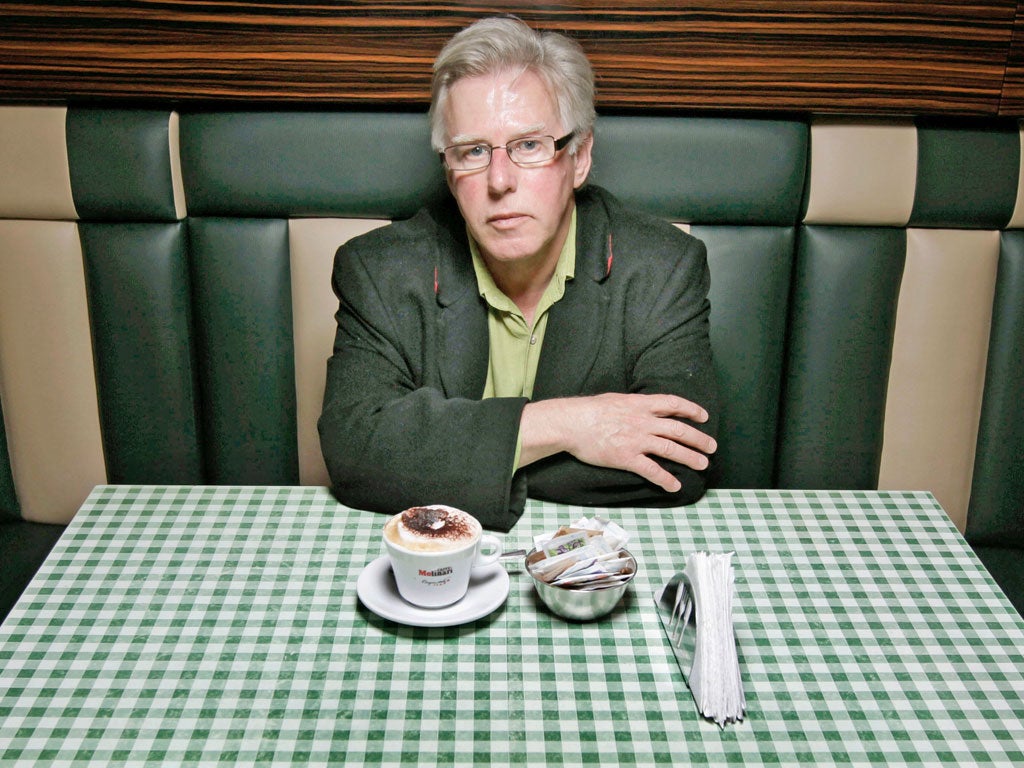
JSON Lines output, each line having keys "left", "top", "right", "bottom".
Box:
{"left": 470, "top": 207, "right": 577, "bottom": 314}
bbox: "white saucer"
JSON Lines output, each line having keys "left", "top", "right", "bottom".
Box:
{"left": 356, "top": 555, "right": 510, "bottom": 627}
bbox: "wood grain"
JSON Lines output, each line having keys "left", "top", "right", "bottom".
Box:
{"left": 0, "top": 1, "right": 1020, "bottom": 116}
{"left": 1001, "top": 3, "right": 1024, "bottom": 114}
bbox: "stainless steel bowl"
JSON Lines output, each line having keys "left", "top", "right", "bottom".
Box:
{"left": 526, "top": 548, "right": 637, "bottom": 621}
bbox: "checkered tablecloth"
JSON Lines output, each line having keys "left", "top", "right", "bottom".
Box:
{"left": 1, "top": 486, "right": 1022, "bottom": 766}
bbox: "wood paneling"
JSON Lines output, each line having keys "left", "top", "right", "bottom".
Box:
{"left": 0, "top": 1, "right": 1021, "bottom": 116}
{"left": 1001, "top": 2, "right": 1024, "bottom": 114}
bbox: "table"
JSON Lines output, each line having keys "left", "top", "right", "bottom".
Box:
{"left": 1, "top": 486, "right": 1022, "bottom": 766}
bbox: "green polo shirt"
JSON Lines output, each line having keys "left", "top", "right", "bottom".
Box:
{"left": 471, "top": 208, "right": 577, "bottom": 466}
{"left": 471, "top": 207, "right": 577, "bottom": 400}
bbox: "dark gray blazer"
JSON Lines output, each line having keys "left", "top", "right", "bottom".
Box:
{"left": 318, "top": 185, "right": 718, "bottom": 531}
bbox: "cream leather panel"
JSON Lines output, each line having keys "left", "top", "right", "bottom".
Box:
{"left": 168, "top": 112, "right": 187, "bottom": 220}
{"left": 289, "top": 218, "right": 389, "bottom": 486}
{"left": 803, "top": 119, "right": 917, "bottom": 226}
{"left": 0, "top": 221, "right": 106, "bottom": 523}
{"left": 0, "top": 107, "right": 77, "bottom": 221}
{"left": 878, "top": 229, "right": 999, "bottom": 531}
{"left": 1008, "top": 121, "right": 1024, "bottom": 229}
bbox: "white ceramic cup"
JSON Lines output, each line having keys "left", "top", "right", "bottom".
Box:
{"left": 383, "top": 505, "right": 501, "bottom": 608}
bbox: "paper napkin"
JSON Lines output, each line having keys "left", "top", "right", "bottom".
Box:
{"left": 655, "top": 552, "right": 746, "bottom": 727}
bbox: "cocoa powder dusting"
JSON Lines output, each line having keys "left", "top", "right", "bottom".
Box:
{"left": 402, "top": 506, "right": 472, "bottom": 539}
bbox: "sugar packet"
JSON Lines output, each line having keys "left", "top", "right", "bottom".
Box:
{"left": 528, "top": 517, "right": 634, "bottom": 591}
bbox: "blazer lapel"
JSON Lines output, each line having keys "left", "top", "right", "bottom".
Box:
{"left": 533, "top": 191, "right": 613, "bottom": 399}
{"left": 433, "top": 218, "right": 490, "bottom": 399}
{"left": 438, "top": 291, "right": 489, "bottom": 398}
{"left": 433, "top": 187, "right": 613, "bottom": 401}
{"left": 533, "top": 274, "right": 610, "bottom": 399}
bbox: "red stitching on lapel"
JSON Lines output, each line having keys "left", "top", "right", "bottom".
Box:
{"left": 606, "top": 234, "right": 613, "bottom": 276}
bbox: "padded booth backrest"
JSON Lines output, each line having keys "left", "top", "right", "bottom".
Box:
{"left": 590, "top": 118, "right": 807, "bottom": 490}
{"left": 967, "top": 233, "right": 1024, "bottom": 549}
{"left": 595, "top": 114, "right": 1024, "bottom": 536}
{"left": 798, "top": 118, "right": 1022, "bottom": 535}
{"left": 0, "top": 107, "right": 1022, "bottom": 545}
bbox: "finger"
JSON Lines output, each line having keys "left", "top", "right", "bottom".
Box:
{"left": 647, "top": 435, "right": 712, "bottom": 471}
{"left": 628, "top": 455, "right": 683, "bottom": 493}
{"left": 654, "top": 418, "right": 717, "bottom": 455}
{"left": 645, "top": 394, "right": 710, "bottom": 423}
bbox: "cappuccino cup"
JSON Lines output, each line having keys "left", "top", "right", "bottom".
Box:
{"left": 383, "top": 505, "right": 501, "bottom": 608}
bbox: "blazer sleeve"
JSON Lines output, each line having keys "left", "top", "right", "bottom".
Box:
{"left": 523, "top": 228, "right": 719, "bottom": 508}
{"left": 317, "top": 230, "right": 529, "bottom": 532}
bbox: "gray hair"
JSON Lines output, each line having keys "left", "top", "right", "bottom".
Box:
{"left": 429, "top": 16, "right": 596, "bottom": 153}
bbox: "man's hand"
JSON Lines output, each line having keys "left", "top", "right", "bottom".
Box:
{"left": 518, "top": 393, "right": 717, "bottom": 492}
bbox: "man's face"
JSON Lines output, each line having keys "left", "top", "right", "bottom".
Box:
{"left": 442, "top": 69, "right": 592, "bottom": 274}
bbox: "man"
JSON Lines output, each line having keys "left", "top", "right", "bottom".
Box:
{"left": 318, "top": 16, "right": 718, "bottom": 531}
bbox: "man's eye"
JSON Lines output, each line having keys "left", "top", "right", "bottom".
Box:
{"left": 463, "top": 144, "right": 489, "bottom": 158}
{"left": 514, "top": 139, "right": 541, "bottom": 153}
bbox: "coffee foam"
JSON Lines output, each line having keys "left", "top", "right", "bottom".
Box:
{"left": 385, "top": 505, "right": 480, "bottom": 552}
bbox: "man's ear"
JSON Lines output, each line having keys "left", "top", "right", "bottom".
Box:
{"left": 572, "top": 132, "right": 594, "bottom": 189}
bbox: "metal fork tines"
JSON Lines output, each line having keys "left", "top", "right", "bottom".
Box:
{"left": 655, "top": 572, "right": 697, "bottom": 672}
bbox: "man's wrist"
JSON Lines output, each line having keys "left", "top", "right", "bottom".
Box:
{"left": 518, "top": 398, "right": 574, "bottom": 468}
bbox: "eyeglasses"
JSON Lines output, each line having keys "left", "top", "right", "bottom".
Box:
{"left": 441, "top": 131, "right": 576, "bottom": 171}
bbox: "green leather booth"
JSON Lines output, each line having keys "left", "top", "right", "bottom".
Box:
{"left": 0, "top": 108, "right": 1021, "bottom": 620}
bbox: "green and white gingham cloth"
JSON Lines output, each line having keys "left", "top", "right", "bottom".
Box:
{"left": 1, "top": 485, "right": 1022, "bottom": 766}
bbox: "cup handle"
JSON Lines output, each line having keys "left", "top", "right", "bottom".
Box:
{"left": 474, "top": 534, "right": 502, "bottom": 567}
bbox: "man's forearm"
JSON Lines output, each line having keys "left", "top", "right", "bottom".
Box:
{"left": 517, "top": 393, "right": 716, "bottom": 492}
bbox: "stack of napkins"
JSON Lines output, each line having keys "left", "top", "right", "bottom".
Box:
{"left": 656, "top": 552, "right": 745, "bottom": 727}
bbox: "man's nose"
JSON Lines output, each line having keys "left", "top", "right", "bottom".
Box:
{"left": 487, "top": 146, "right": 517, "bottom": 192}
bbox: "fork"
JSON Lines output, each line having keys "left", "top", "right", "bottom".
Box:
{"left": 655, "top": 571, "right": 697, "bottom": 668}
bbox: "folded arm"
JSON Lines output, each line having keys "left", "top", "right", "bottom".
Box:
{"left": 519, "top": 392, "right": 716, "bottom": 492}
{"left": 516, "top": 229, "right": 719, "bottom": 507}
